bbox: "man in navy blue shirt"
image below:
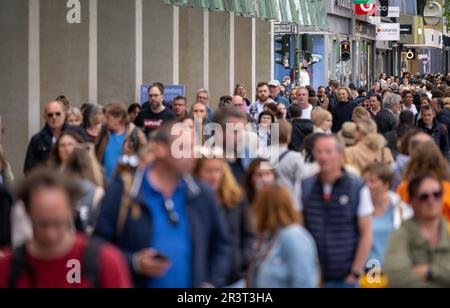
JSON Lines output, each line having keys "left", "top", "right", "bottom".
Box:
{"left": 95, "top": 121, "right": 231, "bottom": 288}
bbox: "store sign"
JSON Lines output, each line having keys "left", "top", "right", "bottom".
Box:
{"left": 387, "top": 6, "right": 400, "bottom": 18}
{"left": 274, "top": 23, "right": 298, "bottom": 34}
{"left": 400, "top": 25, "right": 413, "bottom": 35}
{"left": 418, "top": 54, "right": 429, "bottom": 64}
{"left": 376, "top": 23, "right": 400, "bottom": 41}
{"left": 335, "top": 0, "right": 352, "bottom": 10}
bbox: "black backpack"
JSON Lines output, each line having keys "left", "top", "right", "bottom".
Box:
{"left": 0, "top": 184, "right": 13, "bottom": 249}
{"left": 8, "top": 238, "right": 103, "bottom": 288}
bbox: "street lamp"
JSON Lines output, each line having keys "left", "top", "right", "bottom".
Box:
{"left": 423, "top": 1, "right": 443, "bottom": 26}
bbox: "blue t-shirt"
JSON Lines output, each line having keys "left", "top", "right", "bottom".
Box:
{"left": 368, "top": 204, "right": 395, "bottom": 268}
{"left": 142, "top": 173, "right": 192, "bottom": 288}
{"left": 102, "top": 131, "right": 126, "bottom": 180}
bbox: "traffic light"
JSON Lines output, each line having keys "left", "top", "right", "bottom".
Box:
{"left": 341, "top": 40, "right": 351, "bottom": 61}
{"left": 275, "top": 35, "right": 291, "bottom": 69}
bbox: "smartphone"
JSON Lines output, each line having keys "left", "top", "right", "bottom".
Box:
{"left": 154, "top": 252, "right": 169, "bottom": 262}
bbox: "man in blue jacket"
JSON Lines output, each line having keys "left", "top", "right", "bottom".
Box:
{"left": 94, "top": 121, "right": 231, "bottom": 288}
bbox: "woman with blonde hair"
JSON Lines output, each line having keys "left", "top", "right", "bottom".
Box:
{"left": 396, "top": 141, "right": 450, "bottom": 221}
{"left": 64, "top": 146, "right": 105, "bottom": 234}
{"left": 246, "top": 185, "right": 319, "bottom": 288}
{"left": 352, "top": 106, "right": 371, "bottom": 123}
{"left": 312, "top": 109, "right": 333, "bottom": 135}
{"left": 344, "top": 118, "right": 394, "bottom": 172}
{"left": 66, "top": 107, "right": 83, "bottom": 127}
{"left": 193, "top": 155, "right": 254, "bottom": 286}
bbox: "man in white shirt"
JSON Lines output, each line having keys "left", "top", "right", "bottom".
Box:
{"left": 296, "top": 87, "right": 313, "bottom": 120}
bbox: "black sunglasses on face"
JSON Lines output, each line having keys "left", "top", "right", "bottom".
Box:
{"left": 47, "top": 112, "right": 62, "bottom": 118}
{"left": 416, "top": 191, "right": 443, "bottom": 202}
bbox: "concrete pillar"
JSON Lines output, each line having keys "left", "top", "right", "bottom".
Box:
{"left": 179, "top": 7, "right": 205, "bottom": 106}
{"left": 209, "top": 11, "right": 230, "bottom": 108}
{"left": 40, "top": 0, "right": 90, "bottom": 109}
{"left": 0, "top": 0, "right": 29, "bottom": 177}
{"left": 234, "top": 17, "right": 253, "bottom": 102}
{"left": 142, "top": 0, "right": 174, "bottom": 87}
{"left": 255, "top": 19, "right": 272, "bottom": 85}
{"left": 98, "top": 0, "right": 135, "bottom": 105}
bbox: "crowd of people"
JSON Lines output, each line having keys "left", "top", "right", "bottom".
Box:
{"left": 0, "top": 72, "right": 450, "bottom": 288}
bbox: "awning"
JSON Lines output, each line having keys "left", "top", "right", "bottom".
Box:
{"left": 164, "top": 0, "right": 328, "bottom": 30}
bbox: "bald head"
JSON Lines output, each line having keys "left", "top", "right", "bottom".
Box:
{"left": 44, "top": 101, "right": 66, "bottom": 131}
{"left": 232, "top": 95, "right": 245, "bottom": 112}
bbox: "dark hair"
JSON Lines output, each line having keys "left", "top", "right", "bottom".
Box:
{"left": 357, "top": 87, "right": 367, "bottom": 96}
{"left": 219, "top": 96, "right": 233, "bottom": 109}
{"left": 128, "top": 103, "right": 141, "bottom": 114}
{"left": 257, "top": 82, "right": 269, "bottom": 90}
{"left": 426, "top": 83, "right": 433, "bottom": 91}
{"left": 288, "top": 104, "right": 302, "bottom": 118}
{"left": 264, "top": 103, "right": 278, "bottom": 115}
{"left": 421, "top": 104, "right": 435, "bottom": 114}
{"left": 173, "top": 96, "right": 187, "bottom": 103}
{"left": 149, "top": 82, "right": 165, "bottom": 95}
{"left": 402, "top": 90, "right": 413, "bottom": 98}
{"left": 398, "top": 127, "right": 421, "bottom": 156}
{"left": 408, "top": 172, "right": 442, "bottom": 200}
{"left": 258, "top": 111, "right": 275, "bottom": 124}
{"left": 432, "top": 90, "right": 444, "bottom": 99}
{"left": 50, "top": 130, "right": 85, "bottom": 167}
{"left": 244, "top": 158, "right": 277, "bottom": 204}
{"left": 349, "top": 83, "right": 357, "bottom": 91}
{"left": 150, "top": 120, "right": 178, "bottom": 145}
{"left": 434, "top": 98, "right": 445, "bottom": 110}
{"left": 300, "top": 133, "right": 327, "bottom": 163}
{"left": 370, "top": 94, "right": 382, "bottom": 103}
{"left": 16, "top": 168, "right": 81, "bottom": 212}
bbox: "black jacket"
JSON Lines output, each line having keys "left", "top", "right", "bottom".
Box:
{"left": 330, "top": 100, "right": 358, "bottom": 133}
{"left": 289, "top": 119, "right": 313, "bottom": 152}
{"left": 328, "top": 92, "right": 338, "bottom": 110}
{"left": 221, "top": 200, "right": 255, "bottom": 285}
{"left": 375, "top": 109, "right": 397, "bottom": 135}
{"left": 0, "top": 184, "right": 13, "bottom": 249}
{"left": 23, "top": 124, "right": 87, "bottom": 174}
{"left": 418, "top": 119, "right": 450, "bottom": 158}
{"left": 436, "top": 109, "right": 450, "bottom": 144}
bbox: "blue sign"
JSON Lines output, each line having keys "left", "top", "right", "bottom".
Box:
{"left": 141, "top": 84, "right": 185, "bottom": 105}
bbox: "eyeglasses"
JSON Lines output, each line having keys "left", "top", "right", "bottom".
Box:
{"left": 416, "top": 191, "right": 443, "bottom": 202}
{"left": 362, "top": 104, "right": 370, "bottom": 108}
{"left": 47, "top": 112, "right": 62, "bottom": 118}
{"left": 164, "top": 199, "right": 179, "bottom": 225}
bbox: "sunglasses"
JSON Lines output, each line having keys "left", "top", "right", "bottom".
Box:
{"left": 416, "top": 191, "right": 443, "bottom": 202}
{"left": 47, "top": 112, "right": 62, "bottom": 118}
{"left": 164, "top": 199, "right": 179, "bottom": 225}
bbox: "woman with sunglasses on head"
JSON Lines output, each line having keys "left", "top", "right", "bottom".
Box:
{"left": 385, "top": 173, "right": 450, "bottom": 288}
{"left": 396, "top": 141, "right": 450, "bottom": 222}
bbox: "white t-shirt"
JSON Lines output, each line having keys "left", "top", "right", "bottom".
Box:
{"left": 298, "top": 183, "right": 374, "bottom": 218}
{"left": 301, "top": 104, "right": 313, "bottom": 120}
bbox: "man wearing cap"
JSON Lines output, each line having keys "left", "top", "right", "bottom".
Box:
{"left": 269, "top": 80, "right": 290, "bottom": 108}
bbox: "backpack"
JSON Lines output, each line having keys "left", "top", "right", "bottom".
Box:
{"left": 8, "top": 238, "right": 103, "bottom": 288}
{"left": 114, "top": 169, "right": 142, "bottom": 244}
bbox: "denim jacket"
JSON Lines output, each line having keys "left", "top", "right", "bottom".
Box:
{"left": 253, "top": 224, "right": 320, "bottom": 288}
